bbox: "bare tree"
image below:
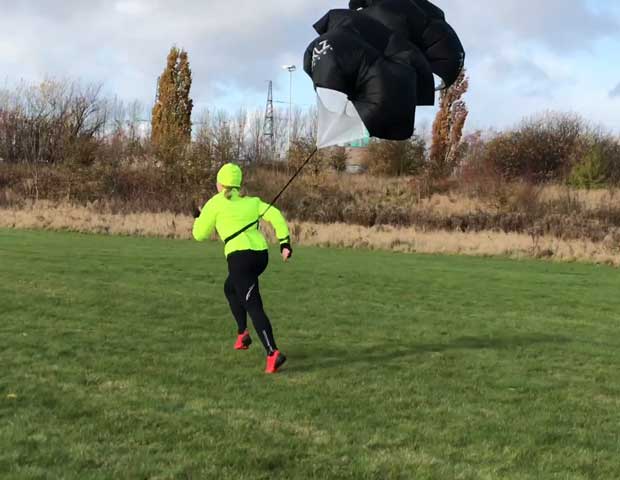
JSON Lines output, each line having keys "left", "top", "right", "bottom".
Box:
{"left": 233, "top": 107, "right": 247, "bottom": 162}
{"left": 247, "top": 109, "right": 265, "bottom": 163}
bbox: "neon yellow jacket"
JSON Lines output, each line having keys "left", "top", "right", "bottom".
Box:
{"left": 192, "top": 190, "right": 291, "bottom": 257}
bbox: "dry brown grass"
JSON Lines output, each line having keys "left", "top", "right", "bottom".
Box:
{"left": 286, "top": 222, "right": 620, "bottom": 266}
{"left": 4, "top": 165, "right": 620, "bottom": 242}
{"left": 250, "top": 169, "right": 620, "bottom": 217}
{"left": 2, "top": 201, "right": 619, "bottom": 267}
{"left": 0, "top": 201, "right": 194, "bottom": 239}
{"left": 538, "top": 186, "right": 620, "bottom": 211}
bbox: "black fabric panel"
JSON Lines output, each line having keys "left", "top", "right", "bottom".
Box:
{"left": 306, "top": 0, "right": 464, "bottom": 141}
{"left": 362, "top": 1, "right": 413, "bottom": 41}
{"left": 384, "top": 33, "right": 434, "bottom": 105}
{"left": 353, "top": 58, "right": 417, "bottom": 140}
{"left": 309, "top": 8, "right": 434, "bottom": 107}
{"left": 422, "top": 20, "right": 465, "bottom": 87}
{"left": 354, "top": 0, "right": 465, "bottom": 88}
{"left": 305, "top": 28, "right": 417, "bottom": 140}
{"left": 314, "top": 9, "right": 393, "bottom": 54}
{"left": 411, "top": 0, "right": 445, "bottom": 20}
{"left": 305, "top": 28, "right": 380, "bottom": 96}
{"left": 349, "top": 0, "right": 371, "bottom": 9}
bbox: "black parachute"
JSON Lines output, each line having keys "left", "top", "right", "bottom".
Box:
{"left": 304, "top": 0, "right": 465, "bottom": 143}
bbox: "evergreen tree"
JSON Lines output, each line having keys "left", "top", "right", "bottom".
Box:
{"left": 177, "top": 50, "right": 193, "bottom": 141}
{"left": 151, "top": 47, "right": 194, "bottom": 159}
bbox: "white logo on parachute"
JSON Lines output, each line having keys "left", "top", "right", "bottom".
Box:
{"left": 312, "top": 40, "right": 333, "bottom": 70}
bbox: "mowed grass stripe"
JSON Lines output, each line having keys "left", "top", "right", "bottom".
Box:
{"left": 1, "top": 229, "right": 620, "bottom": 479}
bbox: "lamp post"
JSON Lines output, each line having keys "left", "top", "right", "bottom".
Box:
{"left": 282, "top": 64, "right": 296, "bottom": 156}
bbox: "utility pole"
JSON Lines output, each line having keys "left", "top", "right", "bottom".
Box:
{"left": 282, "top": 65, "right": 296, "bottom": 157}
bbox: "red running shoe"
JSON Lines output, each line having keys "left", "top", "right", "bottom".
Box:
{"left": 234, "top": 331, "right": 252, "bottom": 350}
{"left": 265, "top": 350, "right": 287, "bottom": 373}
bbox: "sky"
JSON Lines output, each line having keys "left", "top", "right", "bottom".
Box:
{"left": 0, "top": 0, "right": 619, "bottom": 133}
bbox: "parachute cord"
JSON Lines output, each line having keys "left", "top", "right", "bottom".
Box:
{"left": 260, "top": 147, "right": 318, "bottom": 219}
{"left": 220, "top": 147, "right": 319, "bottom": 245}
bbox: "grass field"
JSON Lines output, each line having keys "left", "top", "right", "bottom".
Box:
{"left": 1, "top": 229, "right": 620, "bottom": 479}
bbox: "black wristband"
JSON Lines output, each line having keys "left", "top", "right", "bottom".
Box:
{"left": 280, "top": 243, "right": 292, "bottom": 257}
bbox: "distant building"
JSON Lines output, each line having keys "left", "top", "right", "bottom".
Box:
{"left": 345, "top": 147, "right": 368, "bottom": 174}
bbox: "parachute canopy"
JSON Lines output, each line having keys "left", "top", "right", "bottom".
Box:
{"left": 304, "top": 0, "right": 465, "bottom": 148}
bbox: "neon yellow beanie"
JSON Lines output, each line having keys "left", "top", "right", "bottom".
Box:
{"left": 216, "top": 163, "right": 243, "bottom": 188}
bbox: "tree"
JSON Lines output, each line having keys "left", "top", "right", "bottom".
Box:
{"left": 429, "top": 69, "right": 469, "bottom": 178}
{"left": 151, "top": 47, "right": 193, "bottom": 160}
{"left": 367, "top": 136, "right": 426, "bottom": 176}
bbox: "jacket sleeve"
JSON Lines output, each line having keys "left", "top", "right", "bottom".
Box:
{"left": 192, "top": 200, "right": 217, "bottom": 241}
{"left": 259, "top": 200, "right": 290, "bottom": 245}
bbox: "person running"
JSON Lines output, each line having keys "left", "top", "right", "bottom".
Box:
{"left": 192, "top": 163, "right": 292, "bottom": 373}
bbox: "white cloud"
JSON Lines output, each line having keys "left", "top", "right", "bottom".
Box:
{"left": 0, "top": 0, "right": 618, "bottom": 131}
{"left": 0, "top": 40, "right": 21, "bottom": 62}
{"left": 114, "top": 1, "right": 149, "bottom": 16}
{"left": 610, "top": 83, "right": 620, "bottom": 98}
{"left": 444, "top": 0, "right": 618, "bottom": 54}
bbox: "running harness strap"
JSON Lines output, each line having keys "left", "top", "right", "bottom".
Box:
{"left": 223, "top": 148, "right": 318, "bottom": 246}
{"left": 224, "top": 220, "right": 260, "bottom": 245}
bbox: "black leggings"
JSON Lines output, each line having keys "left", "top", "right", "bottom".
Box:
{"left": 224, "top": 250, "right": 277, "bottom": 354}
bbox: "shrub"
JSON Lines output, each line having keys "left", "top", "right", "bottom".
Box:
{"left": 568, "top": 146, "right": 607, "bottom": 189}
{"left": 485, "top": 112, "right": 585, "bottom": 182}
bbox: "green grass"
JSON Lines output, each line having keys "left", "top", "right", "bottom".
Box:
{"left": 1, "top": 229, "right": 620, "bottom": 480}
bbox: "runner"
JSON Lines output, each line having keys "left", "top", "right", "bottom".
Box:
{"left": 192, "top": 163, "right": 291, "bottom": 373}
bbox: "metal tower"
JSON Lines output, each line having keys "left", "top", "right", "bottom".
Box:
{"left": 263, "top": 81, "right": 275, "bottom": 157}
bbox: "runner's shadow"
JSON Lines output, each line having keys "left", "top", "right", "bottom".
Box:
{"left": 288, "top": 334, "right": 571, "bottom": 374}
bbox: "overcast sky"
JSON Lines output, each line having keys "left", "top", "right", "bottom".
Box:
{"left": 1, "top": 0, "right": 619, "bottom": 133}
